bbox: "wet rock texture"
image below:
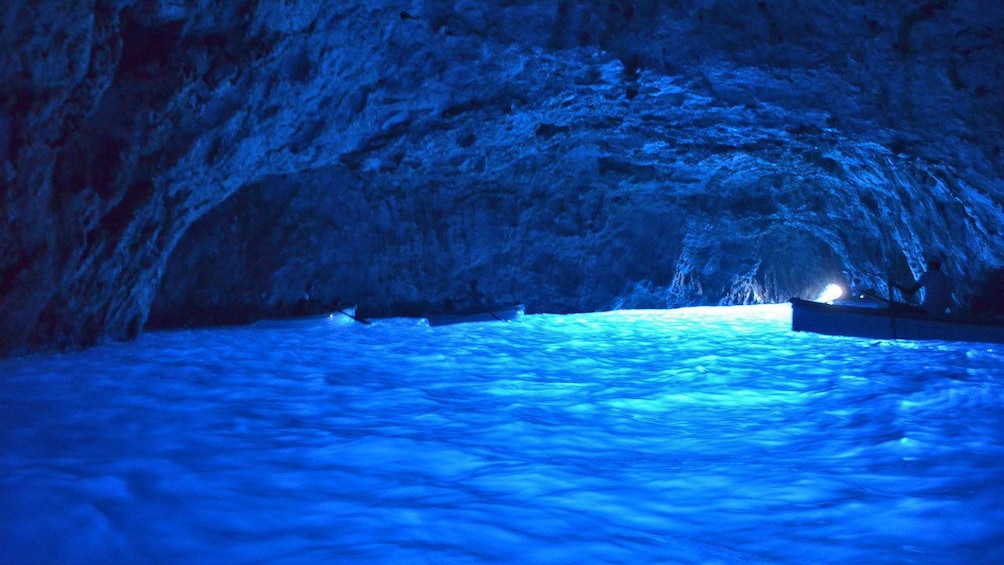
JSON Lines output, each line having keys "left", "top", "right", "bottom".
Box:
{"left": 2, "top": 0, "right": 1003, "bottom": 355}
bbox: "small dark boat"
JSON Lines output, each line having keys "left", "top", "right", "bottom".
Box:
{"left": 426, "top": 303, "right": 525, "bottom": 327}
{"left": 791, "top": 297, "right": 1004, "bottom": 344}
{"left": 251, "top": 306, "right": 367, "bottom": 328}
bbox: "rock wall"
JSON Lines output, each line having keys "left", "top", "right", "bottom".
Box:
{"left": 3, "top": 0, "right": 1004, "bottom": 356}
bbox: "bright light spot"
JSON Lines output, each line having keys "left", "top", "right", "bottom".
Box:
{"left": 816, "top": 284, "right": 845, "bottom": 303}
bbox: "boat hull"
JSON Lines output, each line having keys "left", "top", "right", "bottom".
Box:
{"left": 426, "top": 304, "right": 524, "bottom": 326}
{"left": 791, "top": 298, "right": 1004, "bottom": 344}
{"left": 251, "top": 307, "right": 360, "bottom": 328}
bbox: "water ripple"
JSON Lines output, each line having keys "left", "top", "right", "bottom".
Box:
{"left": 2, "top": 305, "right": 1003, "bottom": 564}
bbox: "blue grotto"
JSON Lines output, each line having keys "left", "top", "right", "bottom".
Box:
{"left": 2, "top": 3, "right": 1004, "bottom": 563}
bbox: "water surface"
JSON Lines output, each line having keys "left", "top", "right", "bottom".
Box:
{"left": 2, "top": 305, "right": 1003, "bottom": 564}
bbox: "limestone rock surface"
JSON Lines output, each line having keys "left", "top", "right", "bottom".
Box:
{"left": 2, "top": 0, "right": 1004, "bottom": 356}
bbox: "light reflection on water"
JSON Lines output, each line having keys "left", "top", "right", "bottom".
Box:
{"left": 2, "top": 305, "right": 1004, "bottom": 564}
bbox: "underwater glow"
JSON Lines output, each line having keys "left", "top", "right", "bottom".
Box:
{"left": 816, "top": 283, "right": 846, "bottom": 303}
{"left": 2, "top": 306, "right": 1003, "bottom": 563}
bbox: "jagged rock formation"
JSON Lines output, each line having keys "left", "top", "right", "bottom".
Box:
{"left": 2, "top": 0, "right": 1003, "bottom": 356}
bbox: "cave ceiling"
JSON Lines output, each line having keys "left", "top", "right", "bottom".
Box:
{"left": 1, "top": 0, "right": 1003, "bottom": 356}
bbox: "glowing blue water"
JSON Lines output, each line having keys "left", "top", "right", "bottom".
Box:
{"left": 2, "top": 305, "right": 1003, "bottom": 564}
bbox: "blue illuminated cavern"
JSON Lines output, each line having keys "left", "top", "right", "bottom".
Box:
{"left": 2, "top": 0, "right": 1003, "bottom": 356}
{"left": 5, "top": 3, "right": 1004, "bottom": 563}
